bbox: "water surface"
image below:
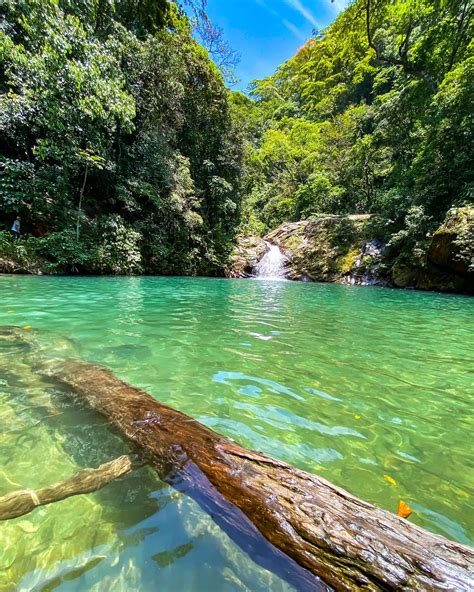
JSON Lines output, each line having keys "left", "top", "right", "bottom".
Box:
{"left": 1, "top": 276, "right": 473, "bottom": 590}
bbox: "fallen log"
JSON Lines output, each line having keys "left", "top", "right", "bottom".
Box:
{"left": 38, "top": 357, "right": 474, "bottom": 592}
{"left": 0, "top": 455, "right": 137, "bottom": 521}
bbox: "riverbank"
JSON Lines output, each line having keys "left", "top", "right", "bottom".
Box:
{"left": 1, "top": 206, "right": 473, "bottom": 295}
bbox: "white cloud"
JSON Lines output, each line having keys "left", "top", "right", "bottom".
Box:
{"left": 255, "top": 0, "right": 281, "bottom": 19}
{"left": 282, "top": 19, "right": 307, "bottom": 41}
{"left": 283, "top": 0, "right": 320, "bottom": 29}
{"left": 256, "top": 0, "right": 344, "bottom": 40}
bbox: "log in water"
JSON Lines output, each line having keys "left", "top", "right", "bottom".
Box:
{"left": 36, "top": 355, "right": 473, "bottom": 592}
{"left": 0, "top": 455, "right": 137, "bottom": 521}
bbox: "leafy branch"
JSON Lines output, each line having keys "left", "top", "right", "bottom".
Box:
{"left": 365, "top": 0, "right": 437, "bottom": 90}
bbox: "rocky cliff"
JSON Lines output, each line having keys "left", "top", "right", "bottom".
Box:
{"left": 391, "top": 206, "right": 474, "bottom": 293}
{"left": 229, "top": 214, "right": 387, "bottom": 285}
{"left": 229, "top": 207, "right": 474, "bottom": 294}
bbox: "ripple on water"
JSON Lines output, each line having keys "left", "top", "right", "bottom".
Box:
{"left": 0, "top": 275, "right": 473, "bottom": 590}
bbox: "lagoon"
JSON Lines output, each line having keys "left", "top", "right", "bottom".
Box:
{"left": 0, "top": 276, "right": 473, "bottom": 590}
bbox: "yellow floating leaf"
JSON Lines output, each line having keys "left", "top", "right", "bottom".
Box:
{"left": 384, "top": 474, "right": 397, "bottom": 486}
{"left": 397, "top": 500, "right": 413, "bottom": 519}
{"left": 7, "top": 309, "right": 14, "bottom": 313}
{"left": 22, "top": 325, "right": 32, "bottom": 331}
{"left": 354, "top": 415, "right": 361, "bottom": 420}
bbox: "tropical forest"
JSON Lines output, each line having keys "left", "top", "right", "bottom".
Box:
{"left": 0, "top": 1, "right": 473, "bottom": 591}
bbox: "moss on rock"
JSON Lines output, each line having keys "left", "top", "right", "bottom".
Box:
{"left": 429, "top": 206, "right": 474, "bottom": 275}
{"left": 226, "top": 236, "right": 267, "bottom": 277}
{"left": 210, "top": 208, "right": 474, "bottom": 294}
{"left": 265, "top": 215, "right": 381, "bottom": 283}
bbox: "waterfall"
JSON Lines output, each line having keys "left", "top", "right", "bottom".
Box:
{"left": 254, "top": 242, "right": 287, "bottom": 280}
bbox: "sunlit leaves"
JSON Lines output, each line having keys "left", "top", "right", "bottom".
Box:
{"left": 0, "top": 1, "right": 243, "bottom": 275}
{"left": 238, "top": 0, "right": 473, "bottom": 239}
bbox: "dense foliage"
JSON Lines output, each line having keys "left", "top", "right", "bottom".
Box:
{"left": 235, "top": 0, "right": 473, "bottom": 245}
{"left": 1, "top": 0, "right": 472, "bottom": 277}
{"left": 0, "top": 0, "right": 243, "bottom": 274}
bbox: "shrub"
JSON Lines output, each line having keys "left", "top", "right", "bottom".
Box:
{"left": 96, "top": 215, "right": 142, "bottom": 275}
{"left": 387, "top": 206, "right": 433, "bottom": 267}
{"left": 32, "top": 230, "right": 97, "bottom": 273}
{"left": 0, "top": 231, "right": 43, "bottom": 270}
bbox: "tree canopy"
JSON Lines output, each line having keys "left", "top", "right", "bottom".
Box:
{"left": 0, "top": 0, "right": 243, "bottom": 274}
{"left": 0, "top": 0, "right": 472, "bottom": 275}
{"left": 236, "top": 0, "right": 473, "bottom": 241}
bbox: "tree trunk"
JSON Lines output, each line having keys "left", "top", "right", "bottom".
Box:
{"left": 38, "top": 357, "right": 474, "bottom": 592}
{"left": 76, "top": 162, "right": 89, "bottom": 240}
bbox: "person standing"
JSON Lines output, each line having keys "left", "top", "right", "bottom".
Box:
{"left": 11, "top": 216, "right": 21, "bottom": 239}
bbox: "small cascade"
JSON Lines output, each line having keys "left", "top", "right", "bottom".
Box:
{"left": 254, "top": 242, "right": 287, "bottom": 280}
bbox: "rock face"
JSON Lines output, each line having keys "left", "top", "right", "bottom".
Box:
{"left": 392, "top": 207, "right": 474, "bottom": 294}
{"left": 266, "top": 215, "right": 386, "bottom": 284}
{"left": 226, "top": 235, "right": 267, "bottom": 278}
{"left": 229, "top": 215, "right": 386, "bottom": 284}
{"left": 230, "top": 207, "right": 474, "bottom": 294}
{"left": 265, "top": 214, "right": 384, "bottom": 284}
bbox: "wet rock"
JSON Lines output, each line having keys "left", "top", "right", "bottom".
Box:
{"left": 226, "top": 236, "right": 267, "bottom": 278}
{"left": 391, "top": 264, "right": 418, "bottom": 288}
{"left": 343, "top": 239, "right": 387, "bottom": 286}
{"left": 264, "top": 215, "right": 386, "bottom": 285}
{"left": 392, "top": 207, "right": 474, "bottom": 294}
{"left": 229, "top": 208, "right": 474, "bottom": 294}
{"left": 416, "top": 266, "right": 469, "bottom": 293}
{"left": 428, "top": 206, "right": 474, "bottom": 276}
{"left": 230, "top": 215, "right": 387, "bottom": 284}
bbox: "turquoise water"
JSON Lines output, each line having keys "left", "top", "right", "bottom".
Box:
{"left": 0, "top": 275, "right": 473, "bottom": 590}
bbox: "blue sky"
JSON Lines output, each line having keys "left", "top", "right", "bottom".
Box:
{"left": 203, "top": 0, "right": 347, "bottom": 91}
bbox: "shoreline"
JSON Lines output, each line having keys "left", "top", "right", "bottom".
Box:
{"left": 1, "top": 270, "right": 473, "bottom": 297}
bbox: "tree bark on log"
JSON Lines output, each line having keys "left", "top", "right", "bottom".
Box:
{"left": 37, "top": 357, "right": 474, "bottom": 592}
{"left": 0, "top": 455, "right": 137, "bottom": 521}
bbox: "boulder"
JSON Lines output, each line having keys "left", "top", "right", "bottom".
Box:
{"left": 226, "top": 236, "right": 267, "bottom": 278}
{"left": 392, "top": 207, "right": 474, "bottom": 294}
{"left": 229, "top": 207, "right": 474, "bottom": 294}
{"left": 429, "top": 206, "right": 474, "bottom": 276}
{"left": 265, "top": 215, "right": 385, "bottom": 284}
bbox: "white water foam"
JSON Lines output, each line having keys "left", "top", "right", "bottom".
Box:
{"left": 254, "top": 242, "right": 287, "bottom": 280}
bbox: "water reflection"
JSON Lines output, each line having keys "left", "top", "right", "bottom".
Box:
{"left": 0, "top": 339, "right": 299, "bottom": 592}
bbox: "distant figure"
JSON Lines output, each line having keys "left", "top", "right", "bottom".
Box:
{"left": 11, "top": 216, "right": 21, "bottom": 239}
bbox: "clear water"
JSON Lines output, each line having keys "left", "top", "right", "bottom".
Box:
{"left": 0, "top": 275, "right": 473, "bottom": 591}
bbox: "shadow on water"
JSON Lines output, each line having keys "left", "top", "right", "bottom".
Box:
{"left": 0, "top": 330, "right": 323, "bottom": 591}
{"left": 166, "top": 462, "right": 329, "bottom": 592}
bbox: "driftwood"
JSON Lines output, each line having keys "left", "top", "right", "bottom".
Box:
{"left": 0, "top": 455, "right": 137, "bottom": 521}
{"left": 36, "top": 357, "right": 474, "bottom": 592}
